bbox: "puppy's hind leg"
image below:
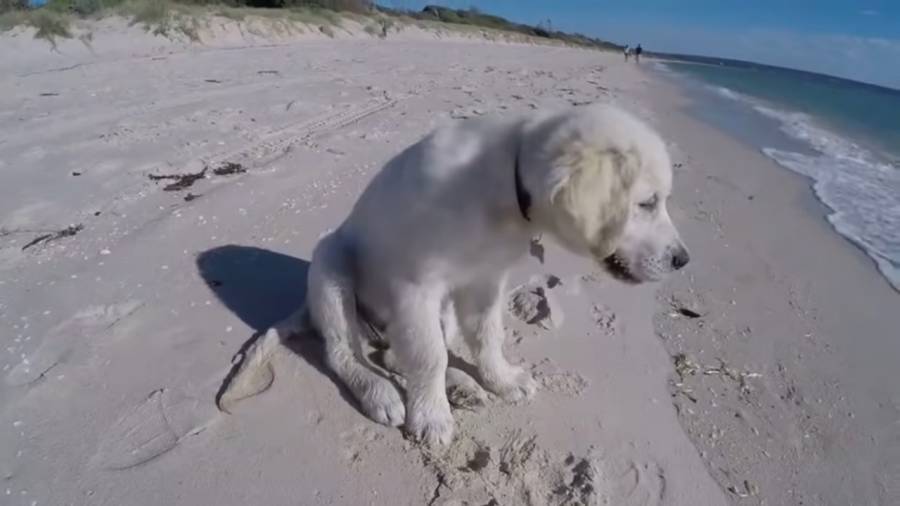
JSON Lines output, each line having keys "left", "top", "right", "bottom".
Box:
{"left": 455, "top": 276, "right": 537, "bottom": 402}
{"left": 307, "top": 234, "right": 405, "bottom": 427}
{"left": 381, "top": 347, "right": 487, "bottom": 410}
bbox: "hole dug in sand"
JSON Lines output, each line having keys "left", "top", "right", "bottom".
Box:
{"left": 424, "top": 430, "right": 666, "bottom": 506}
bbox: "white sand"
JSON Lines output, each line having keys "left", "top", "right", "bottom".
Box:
{"left": 1, "top": 16, "right": 897, "bottom": 506}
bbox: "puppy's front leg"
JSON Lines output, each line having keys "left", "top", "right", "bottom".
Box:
{"left": 456, "top": 276, "right": 537, "bottom": 401}
{"left": 390, "top": 286, "right": 454, "bottom": 447}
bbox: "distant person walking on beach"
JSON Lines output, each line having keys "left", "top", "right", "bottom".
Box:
{"left": 634, "top": 44, "right": 643, "bottom": 63}
{"left": 623, "top": 45, "right": 630, "bottom": 61}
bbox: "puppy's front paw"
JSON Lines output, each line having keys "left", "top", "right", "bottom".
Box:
{"left": 484, "top": 365, "right": 537, "bottom": 402}
{"left": 359, "top": 378, "right": 405, "bottom": 427}
{"left": 406, "top": 402, "right": 455, "bottom": 448}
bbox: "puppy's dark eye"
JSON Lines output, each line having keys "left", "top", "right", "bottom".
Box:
{"left": 638, "top": 194, "right": 658, "bottom": 211}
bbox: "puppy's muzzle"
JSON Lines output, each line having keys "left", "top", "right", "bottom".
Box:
{"left": 671, "top": 245, "right": 690, "bottom": 271}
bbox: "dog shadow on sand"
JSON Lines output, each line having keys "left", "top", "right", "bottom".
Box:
{"left": 195, "top": 244, "right": 360, "bottom": 414}
{"left": 196, "top": 244, "right": 482, "bottom": 420}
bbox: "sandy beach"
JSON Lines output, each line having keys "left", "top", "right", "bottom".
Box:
{"left": 2, "top": 16, "right": 898, "bottom": 506}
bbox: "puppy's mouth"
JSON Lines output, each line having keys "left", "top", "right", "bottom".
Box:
{"left": 602, "top": 253, "right": 642, "bottom": 284}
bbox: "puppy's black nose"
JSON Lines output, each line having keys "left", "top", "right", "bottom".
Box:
{"left": 671, "top": 247, "right": 690, "bottom": 270}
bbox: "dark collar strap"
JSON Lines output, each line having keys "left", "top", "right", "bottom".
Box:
{"left": 514, "top": 149, "right": 532, "bottom": 222}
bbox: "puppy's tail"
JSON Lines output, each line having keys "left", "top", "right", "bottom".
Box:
{"left": 216, "top": 305, "right": 310, "bottom": 413}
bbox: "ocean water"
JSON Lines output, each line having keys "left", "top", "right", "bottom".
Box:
{"left": 656, "top": 60, "right": 900, "bottom": 292}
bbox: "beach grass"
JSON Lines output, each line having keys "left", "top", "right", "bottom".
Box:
{"left": 1, "top": 1, "right": 621, "bottom": 51}
{"left": 0, "top": 7, "right": 70, "bottom": 45}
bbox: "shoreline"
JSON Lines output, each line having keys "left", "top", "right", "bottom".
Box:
{"left": 637, "top": 65, "right": 900, "bottom": 504}
{"left": 651, "top": 59, "right": 900, "bottom": 294}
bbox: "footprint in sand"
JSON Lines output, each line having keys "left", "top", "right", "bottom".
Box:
{"left": 530, "top": 359, "right": 589, "bottom": 397}
{"left": 591, "top": 304, "right": 618, "bottom": 336}
{"left": 594, "top": 455, "right": 666, "bottom": 506}
{"left": 554, "top": 450, "right": 665, "bottom": 506}
{"left": 6, "top": 300, "right": 143, "bottom": 387}
{"left": 340, "top": 424, "right": 387, "bottom": 466}
{"left": 508, "top": 275, "right": 564, "bottom": 330}
{"left": 93, "top": 387, "right": 214, "bottom": 470}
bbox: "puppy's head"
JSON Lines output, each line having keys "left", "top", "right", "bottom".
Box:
{"left": 523, "top": 104, "right": 689, "bottom": 283}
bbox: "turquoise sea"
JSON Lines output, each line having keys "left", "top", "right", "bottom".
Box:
{"left": 656, "top": 60, "right": 900, "bottom": 292}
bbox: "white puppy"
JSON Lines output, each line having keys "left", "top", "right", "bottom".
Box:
{"left": 305, "top": 103, "right": 689, "bottom": 446}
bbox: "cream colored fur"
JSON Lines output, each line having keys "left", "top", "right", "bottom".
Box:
{"left": 279, "top": 103, "right": 688, "bottom": 447}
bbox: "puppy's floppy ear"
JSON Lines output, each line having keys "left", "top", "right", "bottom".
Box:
{"left": 550, "top": 142, "right": 638, "bottom": 257}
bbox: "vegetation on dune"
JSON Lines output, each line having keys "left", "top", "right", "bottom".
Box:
{"left": 389, "top": 5, "right": 621, "bottom": 51}
{"left": 0, "top": 0, "right": 367, "bottom": 41}
{"left": 1, "top": 0, "right": 621, "bottom": 52}
{"left": 1, "top": 1, "right": 70, "bottom": 45}
{"left": 1, "top": 0, "right": 25, "bottom": 11}
{"left": 28, "top": 7, "right": 70, "bottom": 38}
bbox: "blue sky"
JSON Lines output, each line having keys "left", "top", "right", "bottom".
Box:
{"left": 384, "top": 1, "right": 900, "bottom": 88}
